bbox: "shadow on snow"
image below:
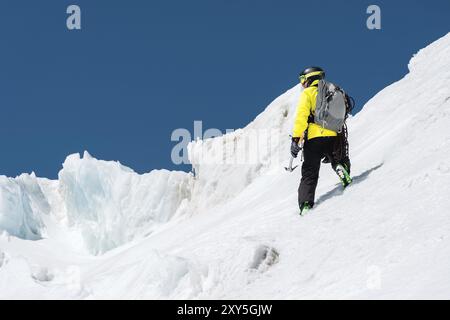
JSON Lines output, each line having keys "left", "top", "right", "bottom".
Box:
{"left": 315, "top": 163, "right": 384, "bottom": 206}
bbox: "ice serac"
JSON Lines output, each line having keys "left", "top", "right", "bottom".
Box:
{"left": 0, "top": 151, "right": 193, "bottom": 254}
{"left": 58, "top": 151, "right": 192, "bottom": 254}
{"left": 0, "top": 173, "right": 50, "bottom": 240}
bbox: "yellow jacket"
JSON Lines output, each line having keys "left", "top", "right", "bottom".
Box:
{"left": 292, "top": 82, "right": 337, "bottom": 140}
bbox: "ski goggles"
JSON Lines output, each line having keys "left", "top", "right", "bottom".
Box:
{"left": 299, "top": 74, "right": 307, "bottom": 84}
{"left": 299, "top": 71, "right": 323, "bottom": 85}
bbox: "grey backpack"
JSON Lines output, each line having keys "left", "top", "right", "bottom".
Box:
{"left": 314, "top": 80, "right": 350, "bottom": 133}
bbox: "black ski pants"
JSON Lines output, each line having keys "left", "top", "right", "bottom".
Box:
{"left": 298, "top": 136, "right": 337, "bottom": 208}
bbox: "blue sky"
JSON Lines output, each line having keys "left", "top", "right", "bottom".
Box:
{"left": 0, "top": 0, "right": 449, "bottom": 178}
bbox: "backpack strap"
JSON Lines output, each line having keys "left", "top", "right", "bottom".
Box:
{"left": 307, "top": 84, "right": 318, "bottom": 123}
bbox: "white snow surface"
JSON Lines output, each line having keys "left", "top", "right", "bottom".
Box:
{"left": 1, "top": 33, "right": 450, "bottom": 299}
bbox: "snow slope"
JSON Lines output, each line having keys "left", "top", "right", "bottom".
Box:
{"left": 1, "top": 33, "right": 450, "bottom": 299}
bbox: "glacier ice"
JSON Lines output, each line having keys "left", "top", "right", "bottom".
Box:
{"left": 58, "top": 151, "right": 193, "bottom": 254}
{"left": 0, "top": 151, "right": 193, "bottom": 255}
{"left": 0, "top": 173, "right": 49, "bottom": 240}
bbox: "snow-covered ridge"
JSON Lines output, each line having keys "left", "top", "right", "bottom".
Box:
{"left": 1, "top": 33, "right": 450, "bottom": 299}
{"left": 188, "top": 84, "right": 301, "bottom": 210}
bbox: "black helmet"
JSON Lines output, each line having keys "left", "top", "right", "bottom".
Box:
{"left": 299, "top": 67, "right": 325, "bottom": 86}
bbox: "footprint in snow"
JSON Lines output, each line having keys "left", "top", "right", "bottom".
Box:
{"left": 249, "top": 245, "right": 279, "bottom": 272}
{"left": 31, "top": 266, "right": 54, "bottom": 283}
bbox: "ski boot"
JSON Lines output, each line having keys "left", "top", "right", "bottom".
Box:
{"left": 299, "top": 202, "right": 312, "bottom": 216}
{"left": 335, "top": 164, "right": 352, "bottom": 188}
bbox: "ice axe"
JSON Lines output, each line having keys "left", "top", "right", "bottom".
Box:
{"left": 284, "top": 156, "right": 298, "bottom": 172}
{"left": 285, "top": 139, "right": 303, "bottom": 172}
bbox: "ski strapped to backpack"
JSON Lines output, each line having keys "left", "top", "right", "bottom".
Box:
{"left": 314, "top": 80, "right": 354, "bottom": 133}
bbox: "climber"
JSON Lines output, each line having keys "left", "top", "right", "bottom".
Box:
{"left": 291, "top": 67, "right": 352, "bottom": 216}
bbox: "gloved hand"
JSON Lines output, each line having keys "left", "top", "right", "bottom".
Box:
{"left": 290, "top": 138, "right": 302, "bottom": 158}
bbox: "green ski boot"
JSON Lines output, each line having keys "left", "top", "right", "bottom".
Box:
{"left": 299, "top": 202, "right": 312, "bottom": 216}
{"left": 335, "top": 164, "right": 352, "bottom": 188}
